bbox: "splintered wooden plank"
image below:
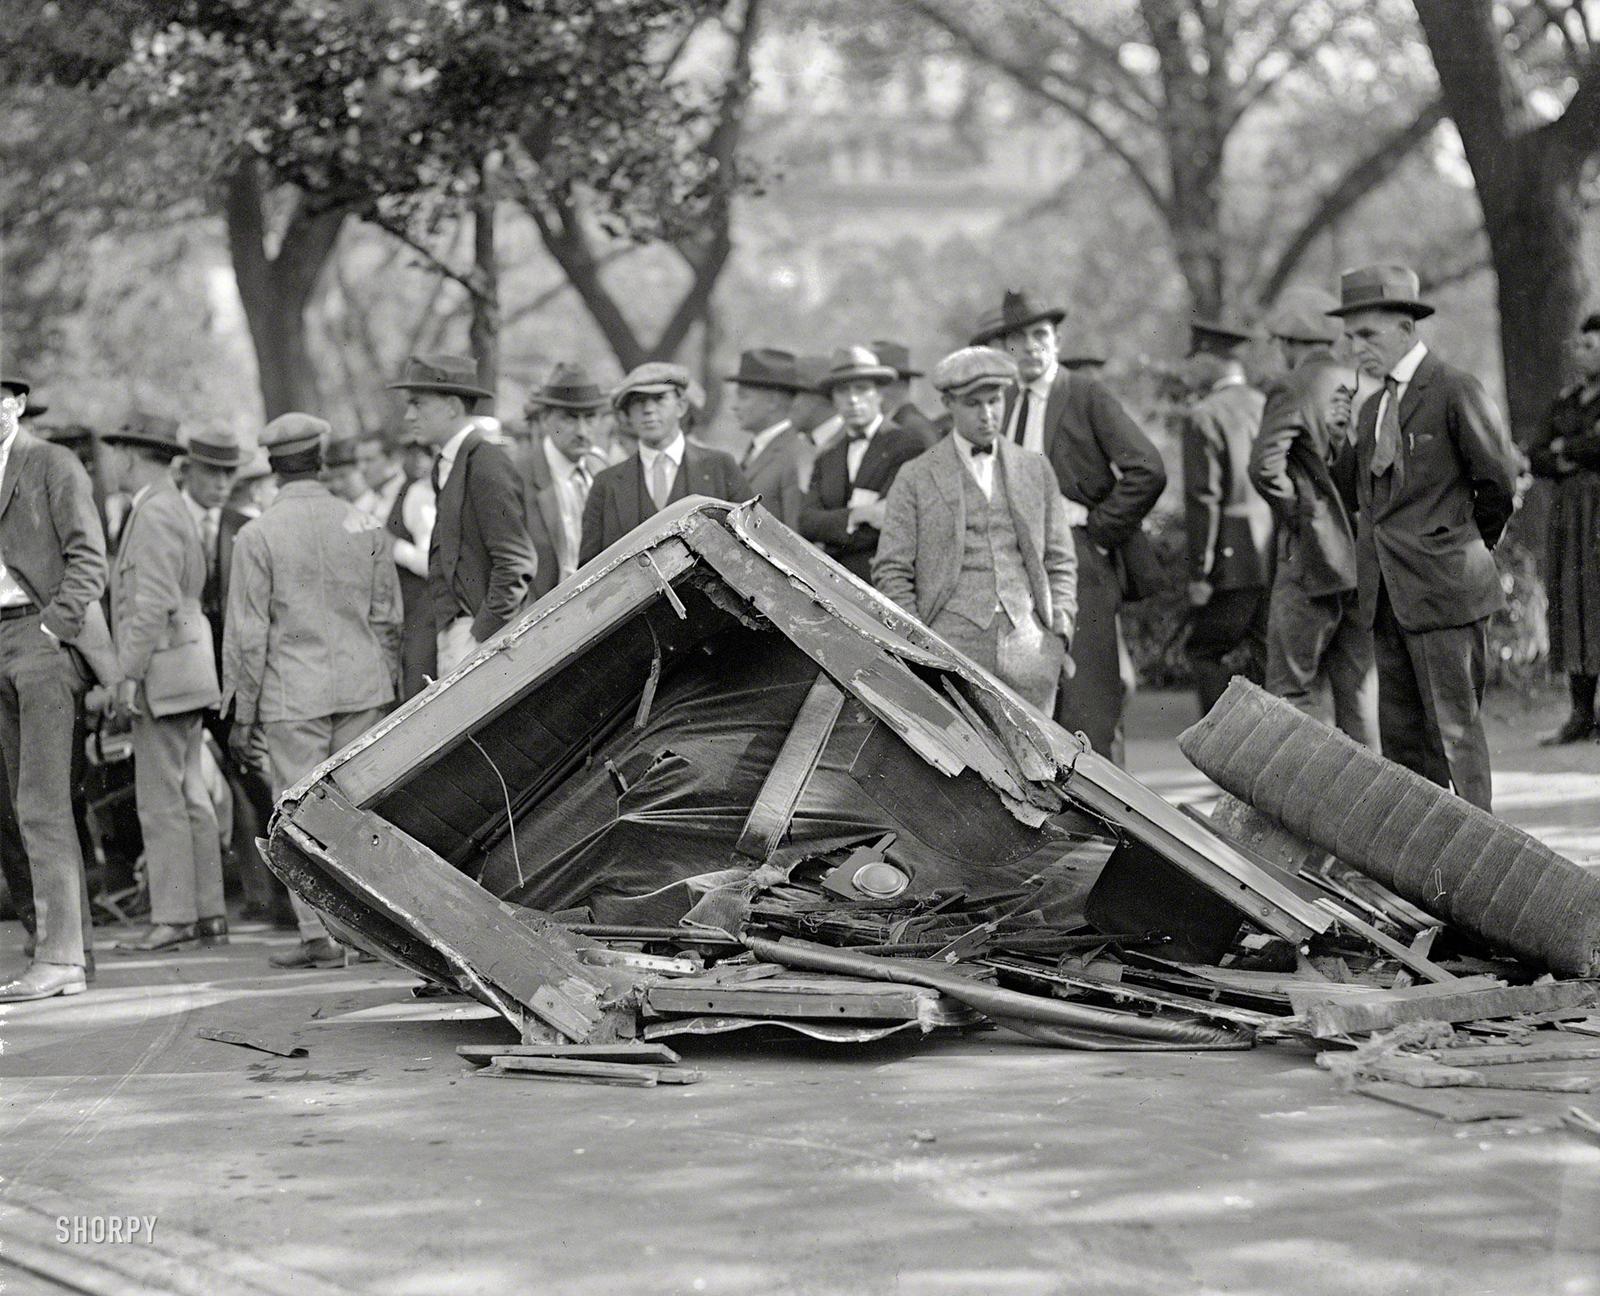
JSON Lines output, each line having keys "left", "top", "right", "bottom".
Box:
{"left": 287, "top": 781, "right": 624, "bottom": 1043}
{"left": 457, "top": 1043, "right": 681, "bottom": 1067}
{"left": 327, "top": 538, "right": 697, "bottom": 808}
{"left": 1355, "top": 1082, "right": 1538, "bottom": 1123}
{"left": 735, "top": 672, "right": 846, "bottom": 861}
{"left": 1306, "top": 980, "right": 1600, "bottom": 1039}
{"left": 646, "top": 977, "right": 936, "bottom": 1021}
{"left": 1426, "top": 1040, "right": 1600, "bottom": 1067}
{"left": 477, "top": 1061, "right": 658, "bottom": 1088}
{"left": 1315, "top": 900, "right": 1457, "bottom": 984}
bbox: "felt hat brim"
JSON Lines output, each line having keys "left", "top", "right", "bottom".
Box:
{"left": 970, "top": 305, "right": 1066, "bottom": 346}
{"left": 818, "top": 364, "right": 898, "bottom": 392}
{"left": 388, "top": 378, "right": 495, "bottom": 401}
{"left": 1327, "top": 296, "right": 1434, "bottom": 321}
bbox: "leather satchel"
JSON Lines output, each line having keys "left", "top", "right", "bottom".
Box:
{"left": 143, "top": 601, "right": 221, "bottom": 718}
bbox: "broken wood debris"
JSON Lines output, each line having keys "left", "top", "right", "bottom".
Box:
{"left": 196, "top": 1028, "right": 308, "bottom": 1059}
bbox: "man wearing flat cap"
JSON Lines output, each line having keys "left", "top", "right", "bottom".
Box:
{"left": 0, "top": 378, "right": 108, "bottom": 1001}
{"left": 972, "top": 289, "right": 1166, "bottom": 759}
{"left": 729, "top": 348, "right": 812, "bottom": 531}
{"left": 223, "top": 414, "right": 402, "bottom": 968}
{"left": 874, "top": 348, "right": 1077, "bottom": 711}
{"left": 1248, "top": 291, "right": 1376, "bottom": 744}
{"left": 871, "top": 340, "right": 939, "bottom": 450}
{"left": 799, "top": 346, "right": 928, "bottom": 582}
{"left": 1330, "top": 263, "right": 1519, "bottom": 811}
{"left": 1181, "top": 317, "right": 1274, "bottom": 716}
{"left": 103, "top": 414, "right": 226, "bottom": 954}
{"left": 520, "top": 363, "right": 612, "bottom": 596}
{"left": 579, "top": 362, "right": 750, "bottom": 566}
{"left": 392, "top": 354, "right": 538, "bottom": 677}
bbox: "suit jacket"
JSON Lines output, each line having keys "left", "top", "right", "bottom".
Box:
{"left": 111, "top": 476, "right": 207, "bottom": 684}
{"left": 873, "top": 437, "right": 1077, "bottom": 641}
{"left": 199, "top": 503, "right": 252, "bottom": 671}
{"left": 1248, "top": 350, "right": 1358, "bottom": 598}
{"left": 1333, "top": 350, "right": 1519, "bottom": 632}
{"left": 798, "top": 421, "right": 928, "bottom": 580}
{"left": 888, "top": 400, "right": 940, "bottom": 449}
{"left": 1182, "top": 380, "right": 1272, "bottom": 590}
{"left": 429, "top": 429, "right": 540, "bottom": 643}
{"left": 1010, "top": 371, "right": 1166, "bottom": 553}
{"left": 0, "top": 428, "right": 107, "bottom": 645}
{"left": 579, "top": 441, "right": 752, "bottom": 567}
{"left": 743, "top": 423, "right": 813, "bottom": 531}
{"left": 514, "top": 434, "right": 570, "bottom": 602}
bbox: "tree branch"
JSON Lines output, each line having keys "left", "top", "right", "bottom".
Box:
{"left": 365, "top": 211, "right": 487, "bottom": 300}
{"left": 1256, "top": 99, "right": 1447, "bottom": 303}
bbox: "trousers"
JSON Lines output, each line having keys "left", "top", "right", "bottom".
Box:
{"left": 0, "top": 614, "right": 87, "bottom": 967}
{"left": 1265, "top": 580, "right": 1378, "bottom": 746}
{"left": 1187, "top": 586, "right": 1268, "bottom": 717}
{"left": 1055, "top": 536, "right": 1124, "bottom": 761}
{"left": 264, "top": 708, "right": 387, "bottom": 941}
{"left": 1372, "top": 583, "right": 1492, "bottom": 811}
{"left": 132, "top": 709, "right": 224, "bottom": 926}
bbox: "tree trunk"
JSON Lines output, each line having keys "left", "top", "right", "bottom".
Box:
{"left": 223, "top": 162, "right": 345, "bottom": 419}
{"left": 469, "top": 158, "right": 501, "bottom": 395}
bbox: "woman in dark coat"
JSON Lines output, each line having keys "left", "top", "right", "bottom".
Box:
{"left": 1530, "top": 312, "right": 1600, "bottom": 743}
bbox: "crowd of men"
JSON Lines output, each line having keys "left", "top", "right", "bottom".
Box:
{"left": 0, "top": 260, "right": 1552, "bottom": 1004}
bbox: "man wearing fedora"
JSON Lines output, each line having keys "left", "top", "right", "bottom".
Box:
{"left": 579, "top": 362, "right": 751, "bottom": 565}
{"left": 0, "top": 378, "right": 108, "bottom": 1001}
{"left": 1330, "top": 263, "right": 1519, "bottom": 811}
{"left": 103, "top": 414, "right": 227, "bottom": 954}
{"left": 871, "top": 340, "right": 939, "bottom": 450}
{"left": 1181, "top": 317, "right": 1274, "bottom": 716}
{"left": 787, "top": 354, "right": 843, "bottom": 467}
{"left": 224, "top": 414, "right": 402, "bottom": 968}
{"left": 392, "top": 354, "right": 538, "bottom": 678}
{"left": 519, "top": 362, "right": 612, "bottom": 597}
{"left": 1249, "top": 293, "right": 1377, "bottom": 745}
{"left": 730, "top": 348, "right": 812, "bottom": 531}
{"left": 799, "top": 346, "right": 928, "bottom": 582}
{"left": 874, "top": 347, "right": 1077, "bottom": 712}
{"left": 972, "top": 290, "right": 1166, "bottom": 760}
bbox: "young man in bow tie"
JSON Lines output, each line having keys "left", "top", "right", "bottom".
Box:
{"left": 873, "top": 347, "right": 1077, "bottom": 712}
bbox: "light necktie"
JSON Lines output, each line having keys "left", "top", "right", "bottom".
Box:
{"left": 202, "top": 510, "right": 220, "bottom": 578}
{"left": 574, "top": 460, "right": 593, "bottom": 504}
{"left": 1011, "top": 388, "right": 1033, "bottom": 446}
{"left": 649, "top": 454, "right": 673, "bottom": 509}
{"left": 1372, "top": 375, "right": 1402, "bottom": 477}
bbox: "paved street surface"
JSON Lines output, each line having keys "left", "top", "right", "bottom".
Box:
{"left": 3, "top": 689, "right": 1598, "bottom": 1295}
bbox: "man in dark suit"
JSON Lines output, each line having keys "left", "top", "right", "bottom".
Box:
{"left": 972, "top": 290, "right": 1167, "bottom": 761}
{"left": 871, "top": 340, "right": 940, "bottom": 449}
{"left": 799, "top": 347, "right": 928, "bottom": 582}
{"left": 874, "top": 347, "right": 1077, "bottom": 712}
{"left": 581, "top": 363, "right": 750, "bottom": 565}
{"left": 1331, "top": 264, "right": 1519, "bottom": 811}
{"left": 392, "top": 354, "right": 539, "bottom": 677}
{"left": 730, "top": 348, "right": 812, "bottom": 531}
{"left": 1249, "top": 294, "right": 1376, "bottom": 744}
{"left": 0, "top": 380, "right": 108, "bottom": 1001}
{"left": 1181, "top": 318, "right": 1274, "bottom": 716}
{"left": 518, "top": 363, "right": 611, "bottom": 597}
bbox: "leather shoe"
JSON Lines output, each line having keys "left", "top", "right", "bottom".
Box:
{"left": 1541, "top": 713, "right": 1596, "bottom": 746}
{"left": 197, "top": 916, "right": 230, "bottom": 947}
{"left": 0, "top": 962, "right": 88, "bottom": 1002}
{"left": 115, "top": 922, "right": 200, "bottom": 953}
{"left": 268, "top": 937, "right": 347, "bottom": 969}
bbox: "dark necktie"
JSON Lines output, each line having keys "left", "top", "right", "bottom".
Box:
{"left": 1372, "top": 375, "right": 1402, "bottom": 477}
{"left": 430, "top": 453, "right": 444, "bottom": 494}
{"left": 1011, "top": 388, "right": 1032, "bottom": 446}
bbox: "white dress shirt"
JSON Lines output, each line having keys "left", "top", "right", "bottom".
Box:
{"left": 0, "top": 430, "right": 33, "bottom": 606}
{"left": 434, "top": 422, "right": 476, "bottom": 491}
{"left": 640, "top": 433, "right": 687, "bottom": 508}
{"left": 1008, "top": 357, "right": 1058, "bottom": 454}
{"left": 1374, "top": 341, "right": 1429, "bottom": 435}
{"left": 356, "top": 469, "right": 406, "bottom": 525}
{"left": 543, "top": 438, "right": 592, "bottom": 578}
{"left": 844, "top": 414, "right": 885, "bottom": 483}
{"left": 954, "top": 433, "right": 996, "bottom": 500}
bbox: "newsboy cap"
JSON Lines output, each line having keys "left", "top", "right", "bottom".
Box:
{"left": 1266, "top": 290, "right": 1342, "bottom": 345}
{"left": 612, "top": 362, "right": 692, "bottom": 409}
{"left": 931, "top": 346, "right": 1020, "bottom": 397}
{"left": 1188, "top": 317, "right": 1255, "bottom": 357}
{"left": 259, "top": 413, "right": 332, "bottom": 462}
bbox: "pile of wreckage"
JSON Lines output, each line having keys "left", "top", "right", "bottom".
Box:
{"left": 263, "top": 500, "right": 1600, "bottom": 1121}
